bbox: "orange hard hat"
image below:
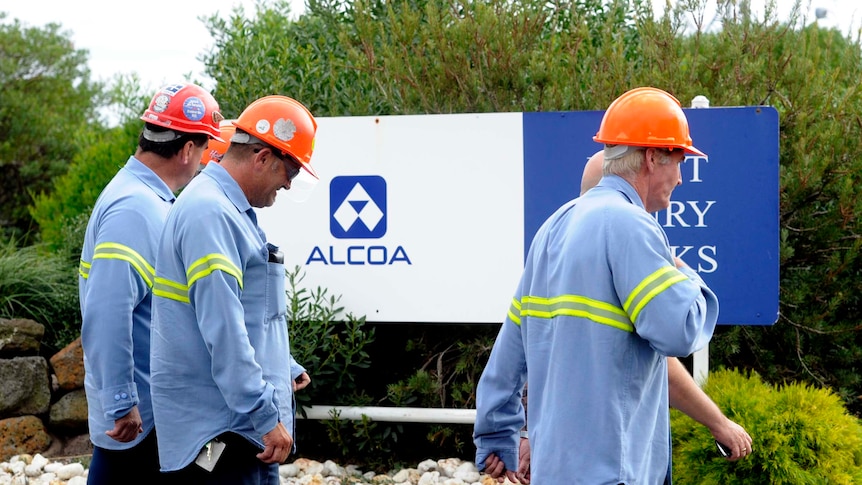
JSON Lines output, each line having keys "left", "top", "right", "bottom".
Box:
{"left": 141, "top": 83, "right": 225, "bottom": 141}
{"left": 200, "top": 120, "right": 236, "bottom": 166}
{"left": 593, "top": 87, "right": 705, "bottom": 157}
{"left": 232, "top": 95, "right": 318, "bottom": 178}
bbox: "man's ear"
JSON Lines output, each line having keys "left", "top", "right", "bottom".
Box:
{"left": 182, "top": 140, "right": 198, "bottom": 165}
{"left": 252, "top": 146, "right": 270, "bottom": 169}
{"left": 644, "top": 147, "right": 657, "bottom": 173}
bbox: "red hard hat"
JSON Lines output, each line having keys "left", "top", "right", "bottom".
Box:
{"left": 141, "top": 83, "right": 224, "bottom": 141}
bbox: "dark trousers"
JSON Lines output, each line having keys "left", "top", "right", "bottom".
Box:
{"left": 162, "top": 433, "right": 279, "bottom": 485}
{"left": 87, "top": 430, "right": 160, "bottom": 484}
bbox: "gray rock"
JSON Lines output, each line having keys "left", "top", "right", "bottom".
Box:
{"left": 0, "top": 357, "right": 51, "bottom": 417}
{"left": 0, "top": 319, "right": 44, "bottom": 357}
{"left": 48, "top": 389, "right": 88, "bottom": 433}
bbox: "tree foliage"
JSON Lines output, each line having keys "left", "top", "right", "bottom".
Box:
{"left": 30, "top": 76, "right": 150, "bottom": 258}
{"left": 201, "top": 0, "right": 386, "bottom": 117}
{"left": 0, "top": 14, "right": 102, "bottom": 243}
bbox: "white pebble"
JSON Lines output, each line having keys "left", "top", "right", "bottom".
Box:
{"left": 392, "top": 468, "right": 411, "bottom": 482}
{"left": 30, "top": 455, "right": 49, "bottom": 470}
{"left": 23, "top": 464, "right": 42, "bottom": 477}
{"left": 68, "top": 477, "right": 88, "bottom": 485}
{"left": 323, "top": 460, "right": 343, "bottom": 477}
{"left": 418, "top": 470, "right": 440, "bottom": 485}
{"left": 280, "top": 463, "right": 300, "bottom": 477}
{"left": 56, "top": 462, "right": 85, "bottom": 480}
{"left": 305, "top": 461, "right": 324, "bottom": 476}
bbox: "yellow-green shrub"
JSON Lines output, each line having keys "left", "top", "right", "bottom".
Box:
{"left": 671, "top": 369, "right": 862, "bottom": 484}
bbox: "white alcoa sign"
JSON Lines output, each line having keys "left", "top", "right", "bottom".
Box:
{"left": 257, "top": 113, "right": 526, "bottom": 323}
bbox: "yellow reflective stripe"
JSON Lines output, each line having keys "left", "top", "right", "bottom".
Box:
{"left": 92, "top": 243, "right": 155, "bottom": 288}
{"left": 187, "top": 254, "right": 243, "bottom": 289}
{"left": 517, "top": 295, "right": 634, "bottom": 333}
{"left": 79, "top": 260, "right": 91, "bottom": 279}
{"left": 624, "top": 266, "right": 690, "bottom": 322}
{"left": 507, "top": 298, "right": 522, "bottom": 325}
{"left": 153, "top": 277, "right": 190, "bottom": 303}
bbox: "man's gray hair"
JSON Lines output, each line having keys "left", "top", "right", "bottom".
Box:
{"left": 603, "top": 145, "right": 645, "bottom": 177}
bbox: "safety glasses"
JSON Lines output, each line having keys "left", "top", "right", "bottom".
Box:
{"left": 283, "top": 157, "right": 302, "bottom": 181}
{"left": 254, "top": 145, "right": 303, "bottom": 181}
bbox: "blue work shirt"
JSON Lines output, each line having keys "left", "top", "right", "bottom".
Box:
{"left": 150, "top": 162, "right": 296, "bottom": 471}
{"left": 79, "top": 156, "right": 173, "bottom": 450}
{"left": 473, "top": 175, "right": 719, "bottom": 484}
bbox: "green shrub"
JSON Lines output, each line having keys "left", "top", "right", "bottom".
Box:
{"left": 671, "top": 369, "right": 862, "bottom": 484}
{"left": 285, "top": 265, "right": 376, "bottom": 410}
{"left": 0, "top": 239, "right": 80, "bottom": 353}
{"left": 30, "top": 117, "right": 141, "bottom": 253}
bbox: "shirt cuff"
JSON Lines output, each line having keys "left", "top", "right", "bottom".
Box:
{"left": 519, "top": 430, "right": 529, "bottom": 439}
{"left": 99, "top": 382, "right": 140, "bottom": 420}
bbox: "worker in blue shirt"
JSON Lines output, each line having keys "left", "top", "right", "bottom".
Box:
{"left": 483, "top": 150, "right": 753, "bottom": 484}
{"left": 78, "top": 82, "right": 224, "bottom": 484}
{"left": 199, "top": 119, "right": 312, "bottom": 393}
{"left": 473, "top": 87, "right": 721, "bottom": 484}
{"left": 151, "top": 95, "right": 318, "bottom": 484}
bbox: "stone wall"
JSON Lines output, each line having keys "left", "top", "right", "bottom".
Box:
{"left": 0, "top": 318, "right": 91, "bottom": 461}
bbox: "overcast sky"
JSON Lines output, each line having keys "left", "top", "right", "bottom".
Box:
{"left": 3, "top": 0, "right": 859, "bottom": 94}
{"left": 2, "top": 0, "right": 296, "bottom": 91}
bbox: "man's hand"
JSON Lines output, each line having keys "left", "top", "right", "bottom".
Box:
{"left": 257, "top": 422, "right": 293, "bottom": 464}
{"left": 293, "top": 372, "right": 311, "bottom": 392}
{"left": 711, "top": 419, "right": 753, "bottom": 461}
{"left": 105, "top": 405, "right": 143, "bottom": 443}
{"left": 517, "top": 437, "right": 531, "bottom": 483}
{"left": 484, "top": 453, "right": 521, "bottom": 483}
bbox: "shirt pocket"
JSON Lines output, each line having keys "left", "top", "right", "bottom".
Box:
{"left": 264, "top": 251, "right": 287, "bottom": 324}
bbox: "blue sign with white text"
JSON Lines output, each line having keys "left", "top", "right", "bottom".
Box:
{"left": 522, "top": 107, "right": 780, "bottom": 325}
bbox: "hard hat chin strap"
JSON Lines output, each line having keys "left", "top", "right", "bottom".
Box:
{"left": 142, "top": 127, "right": 184, "bottom": 142}
{"left": 230, "top": 131, "right": 265, "bottom": 146}
{"left": 604, "top": 144, "right": 641, "bottom": 160}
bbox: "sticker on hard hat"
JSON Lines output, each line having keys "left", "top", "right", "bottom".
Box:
{"left": 153, "top": 95, "right": 170, "bottom": 113}
{"left": 183, "top": 97, "right": 206, "bottom": 121}
{"left": 162, "top": 83, "right": 186, "bottom": 95}
{"left": 274, "top": 119, "right": 296, "bottom": 141}
{"left": 255, "top": 119, "right": 271, "bottom": 134}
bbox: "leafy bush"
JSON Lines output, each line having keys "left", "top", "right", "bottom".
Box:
{"left": 30, "top": 119, "right": 140, "bottom": 254}
{"left": 286, "top": 265, "right": 376, "bottom": 410}
{"left": 285, "top": 265, "right": 388, "bottom": 463}
{"left": 31, "top": 77, "right": 149, "bottom": 254}
{"left": 285, "top": 265, "right": 496, "bottom": 470}
{"left": 671, "top": 369, "right": 862, "bottom": 484}
{"left": 0, "top": 239, "right": 80, "bottom": 353}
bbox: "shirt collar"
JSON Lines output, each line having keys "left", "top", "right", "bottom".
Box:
{"left": 597, "top": 174, "right": 645, "bottom": 211}
{"left": 199, "top": 162, "right": 252, "bottom": 214}
{"left": 125, "top": 156, "right": 175, "bottom": 203}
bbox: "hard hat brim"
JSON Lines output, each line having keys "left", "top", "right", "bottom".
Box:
{"left": 684, "top": 145, "right": 707, "bottom": 158}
